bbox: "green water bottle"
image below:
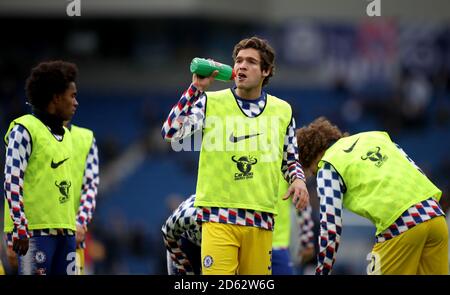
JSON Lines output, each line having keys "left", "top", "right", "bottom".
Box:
{"left": 190, "top": 57, "right": 236, "bottom": 81}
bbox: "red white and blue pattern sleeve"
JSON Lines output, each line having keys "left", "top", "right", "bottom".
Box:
{"left": 161, "top": 84, "right": 205, "bottom": 141}
{"left": 4, "top": 124, "right": 31, "bottom": 241}
{"left": 282, "top": 118, "right": 306, "bottom": 184}
{"left": 76, "top": 137, "right": 99, "bottom": 227}
{"left": 395, "top": 143, "right": 425, "bottom": 175}
{"left": 298, "top": 204, "right": 315, "bottom": 249}
{"left": 315, "top": 162, "right": 344, "bottom": 275}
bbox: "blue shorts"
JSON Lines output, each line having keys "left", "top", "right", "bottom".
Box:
{"left": 272, "top": 248, "right": 294, "bottom": 275}
{"left": 18, "top": 235, "right": 76, "bottom": 275}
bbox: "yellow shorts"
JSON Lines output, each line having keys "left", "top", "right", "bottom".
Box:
{"left": 201, "top": 222, "right": 272, "bottom": 275}
{"left": 368, "top": 216, "right": 448, "bottom": 275}
{"left": 76, "top": 248, "right": 85, "bottom": 275}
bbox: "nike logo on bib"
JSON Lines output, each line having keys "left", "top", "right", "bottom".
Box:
{"left": 229, "top": 132, "right": 262, "bottom": 143}
{"left": 51, "top": 158, "right": 69, "bottom": 169}
{"left": 343, "top": 138, "right": 359, "bottom": 153}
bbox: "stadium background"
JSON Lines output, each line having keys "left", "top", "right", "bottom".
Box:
{"left": 0, "top": 0, "right": 449, "bottom": 274}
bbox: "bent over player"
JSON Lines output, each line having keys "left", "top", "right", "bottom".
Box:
{"left": 296, "top": 117, "right": 447, "bottom": 275}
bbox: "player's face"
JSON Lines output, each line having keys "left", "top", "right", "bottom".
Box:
{"left": 233, "top": 48, "right": 270, "bottom": 91}
{"left": 55, "top": 82, "right": 78, "bottom": 121}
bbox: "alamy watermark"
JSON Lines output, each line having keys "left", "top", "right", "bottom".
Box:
{"left": 169, "top": 115, "right": 282, "bottom": 163}
{"left": 366, "top": 252, "right": 381, "bottom": 274}
{"left": 66, "top": 251, "right": 83, "bottom": 275}
{"left": 366, "top": 0, "right": 381, "bottom": 17}
{"left": 65, "top": 1, "right": 381, "bottom": 19}
{"left": 66, "top": 0, "right": 81, "bottom": 17}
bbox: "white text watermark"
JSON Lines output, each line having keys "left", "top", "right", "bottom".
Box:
{"left": 169, "top": 115, "right": 282, "bottom": 163}
{"left": 366, "top": 0, "right": 381, "bottom": 17}
{"left": 66, "top": 0, "right": 81, "bottom": 17}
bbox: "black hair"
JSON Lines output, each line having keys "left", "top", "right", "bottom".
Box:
{"left": 25, "top": 60, "right": 78, "bottom": 109}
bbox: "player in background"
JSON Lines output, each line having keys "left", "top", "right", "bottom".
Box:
{"left": 3, "top": 60, "right": 79, "bottom": 275}
{"left": 162, "top": 195, "right": 200, "bottom": 275}
{"left": 3, "top": 122, "right": 99, "bottom": 275}
{"left": 65, "top": 122, "right": 99, "bottom": 275}
{"left": 272, "top": 178, "right": 315, "bottom": 275}
{"left": 162, "top": 36, "right": 309, "bottom": 275}
{"left": 296, "top": 117, "right": 447, "bottom": 275}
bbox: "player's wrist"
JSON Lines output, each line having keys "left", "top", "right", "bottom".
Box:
{"left": 190, "top": 82, "right": 206, "bottom": 95}
{"left": 290, "top": 176, "right": 306, "bottom": 185}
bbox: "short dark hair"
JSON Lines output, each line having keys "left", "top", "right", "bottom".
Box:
{"left": 296, "top": 117, "right": 349, "bottom": 169}
{"left": 25, "top": 60, "right": 78, "bottom": 109}
{"left": 232, "top": 36, "right": 275, "bottom": 87}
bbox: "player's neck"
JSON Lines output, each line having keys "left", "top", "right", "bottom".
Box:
{"left": 33, "top": 108, "right": 65, "bottom": 135}
{"left": 235, "top": 86, "right": 263, "bottom": 100}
